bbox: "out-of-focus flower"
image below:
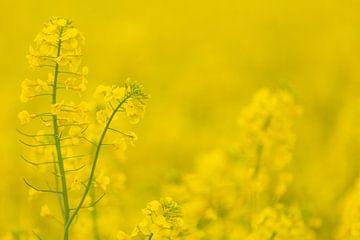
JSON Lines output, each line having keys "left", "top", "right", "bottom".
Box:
{"left": 18, "top": 110, "right": 32, "bottom": 124}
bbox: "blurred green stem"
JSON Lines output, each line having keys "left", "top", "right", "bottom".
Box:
{"left": 91, "top": 186, "right": 101, "bottom": 240}
{"left": 51, "top": 27, "right": 71, "bottom": 240}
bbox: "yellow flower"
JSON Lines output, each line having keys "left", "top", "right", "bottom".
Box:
{"left": 126, "top": 131, "right": 138, "bottom": 146}
{"left": 114, "top": 138, "right": 127, "bottom": 151}
{"left": 94, "top": 85, "right": 112, "bottom": 102}
{"left": 61, "top": 27, "right": 80, "bottom": 41}
{"left": 137, "top": 198, "right": 185, "bottom": 238}
{"left": 274, "top": 172, "right": 293, "bottom": 199}
{"left": 20, "top": 87, "right": 34, "bottom": 102}
{"left": 28, "top": 17, "right": 84, "bottom": 70}
{"left": 147, "top": 200, "right": 161, "bottom": 212}
{"left": 51, "top": 102, "right": 64, "bottom": 115}
{"left": 77, "top": 79, "right": 87, "bottom": 92}
{"left": 154, "top": 215, "right": 169, "bottom": 227}
{"left": 28, "top": 189, "right": 40, "bottom": 201}
{"left": 73, "top": 101, "right": 90, "bottom": 122}
{"left": 96, "top": 109, "right": 111, "bottom": 124}
{"left": 69, "top": 126, "right": 82, "bottom": 144}
{"left": 124, "top": 99, "right": 145, "bottom": 124}
{"left": 114, "top": 132, "right": 138, "bottom": 151}
{"left": 40, "top": 205, "right": 52, "bottom": 217}
{"left": 18, "top": 110, "right": 32, "bottom": 124}
{"left": 35, "top": 79, "right": 49, "bottom": 92}
{"left": 68, "top": 57, "right": 81, "bottom": 72}
{"left": 96, "top": 171, "right": 111, "bottom": 191}
{"left": 247, "top": 204, "right": 316, "bottom": 240}
{"left": 138, "top": 219, "right": 150, "bottom": 235}
{"left": 53, "top": 18, "right": 68, "bottom": 27}
{"left": 238, "top": 88, "right": 301, "bottom": 172}
{"left": 20, "top": 79, "right": 36, "bottom": 102}
{"left": 117, "top": 231, "right": 133, "bottom": 240}
{"left": 112, "top": 86, "right": 126, "bottom": 100}
{"left": 337, "top": 178, "right": 360, "bottom": 240}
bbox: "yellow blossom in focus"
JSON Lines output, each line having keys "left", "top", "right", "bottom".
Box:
{"left": 118, "top": 198, "right": 185, "bottom": 240}
{"left": 112, "top": 86, "right": 126, "bottom": 100}
{"left": 137, "top": 197, "right": 185, "bottom": 239}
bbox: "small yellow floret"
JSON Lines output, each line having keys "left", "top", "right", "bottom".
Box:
{"left": 18, "top": 110, "right": 32, "bottom": 124}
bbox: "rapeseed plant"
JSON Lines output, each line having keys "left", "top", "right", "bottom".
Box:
{"left": 18, "top": 17, "right": 148, "bottom": 240}
{"left": 165, "top": 88, "right": 316, "bottom": 239}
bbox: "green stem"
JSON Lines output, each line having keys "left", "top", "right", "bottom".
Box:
{"left": 65, "top": 96, "right": 130, "bottom": 233}
{"left": 51, "top": 27, "right": 71, "bottom": 240}
{"left": 53, "top": 153, "right": 65, "bottom": 219}
{"left": 90, "top": 186, "right": 101, "bottom": 240}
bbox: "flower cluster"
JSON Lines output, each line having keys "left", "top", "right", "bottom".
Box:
{"left": 337, "top": 177, "right": 360, "bottom": 240}
{"left": 19, "top": 16, "right": 89, "bottom": 130}
{"left": 117, "top": 198, "right": 186, "bottom": 240}
{"left": 27, "top": 17, "right": 88, "bottom": 92}
{"left": 94, "top": 78, "right": 148, "bottom": 125}
{"left": 164, "top": 89, "right": 315, "bottom": 239}
{"left": 27, "top": 17, "right": 84, "bottom": 70}
{"left": 247, "top": 204, "right": 316, "bottom": 240}
{"left": 235, "top": 88, "right": 303, "bottom": 202}
{"left": 238, "top": 88, "right": 302, "bottom": 172}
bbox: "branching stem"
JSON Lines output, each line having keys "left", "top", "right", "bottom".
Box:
{"left": 65, "top": 95, "right": 130, "bottom": 235}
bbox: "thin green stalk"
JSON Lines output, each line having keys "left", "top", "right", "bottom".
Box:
{"left": 88, "top": 144, "right": 101, "bottom": 240}
{"left": 51, "top": 27, "right": 71, "bottom": 240}
{"left": 65, "top": 96, "right": 130, "bottom": 233}
{"left": 90, "top": 186, "right": 101, "bottom": 240}
{"left": 53, "top": 153, "right": 65, "bottom": 219}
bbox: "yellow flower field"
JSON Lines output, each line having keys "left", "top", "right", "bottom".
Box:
{"left": 0, "top": 1, "right": 359, "bottom": 239}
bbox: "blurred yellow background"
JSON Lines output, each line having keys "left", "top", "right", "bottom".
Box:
{"left": 1, "top": 0, "right": 360, "bottom": 239}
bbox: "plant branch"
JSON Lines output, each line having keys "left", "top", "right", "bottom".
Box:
{"left": 65, "top": 95, "right": 130, "bottom": 232}
{"left": 24, "top": 178, "right": 62, "bottom": 194}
